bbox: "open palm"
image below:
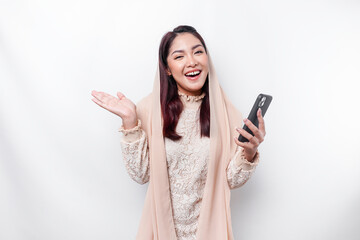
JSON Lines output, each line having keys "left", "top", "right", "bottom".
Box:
{"left": 91, "top": 90, "right": 137, "bottom": 124}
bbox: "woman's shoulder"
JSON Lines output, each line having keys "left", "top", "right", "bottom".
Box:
{"left": 137, "top": 93, "right": 153, "bottom": 109}
{"left": 136, "top": 92, "right": 153, "bottom": 134}
{"left": 136, "top": 92, "right": 153, "bottom": 119}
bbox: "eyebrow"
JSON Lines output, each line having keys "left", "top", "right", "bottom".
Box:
{"left": 171, "top": 44, "right": 204, "bottom": 56}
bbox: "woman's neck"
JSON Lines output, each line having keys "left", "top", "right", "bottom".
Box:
{"left": 178, "top": 90, "right": 205, "bottom": 109}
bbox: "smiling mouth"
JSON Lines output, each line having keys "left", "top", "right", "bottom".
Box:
{"left": 185, "top": 70, "right": 201, "bottom": 77}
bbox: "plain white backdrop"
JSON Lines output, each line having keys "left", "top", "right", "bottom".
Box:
{"left": 1, "top": 0, "right": 359, "bottom": 239}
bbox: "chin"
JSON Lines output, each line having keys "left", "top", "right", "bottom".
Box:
{"left": 177, "top": 77, "right": 207, "bottom": 95}
{"left": 186, "top": 85, "right": 205, "bottom": 94}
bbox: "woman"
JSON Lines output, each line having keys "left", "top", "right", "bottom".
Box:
{"left": 91, "top": 25, "right": 266, "bottom": 240}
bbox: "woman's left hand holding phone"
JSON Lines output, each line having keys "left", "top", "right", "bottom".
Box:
{"left": 234, "top": 109, "right": 266, "bottom": 162}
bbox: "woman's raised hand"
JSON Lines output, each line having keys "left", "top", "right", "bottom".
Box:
{"left": 91, "top": 90, "right": 138, "bottom": 129}
{"left": 234, "top": 108, "right": 266, "bottom": 162}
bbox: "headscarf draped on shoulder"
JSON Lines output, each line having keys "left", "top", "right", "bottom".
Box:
{"left": 135, "top": 53, "right": 242, "bottom": 240}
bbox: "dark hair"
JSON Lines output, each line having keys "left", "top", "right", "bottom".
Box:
{"left": 159, "top": 25, "right": 210, "bottom": 140}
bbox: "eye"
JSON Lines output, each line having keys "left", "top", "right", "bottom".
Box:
{"left": 174, "top": 56, "right": 183, "bottom": 60}
{"left": 195, "top": 50, "right": 203, "bottom": 54}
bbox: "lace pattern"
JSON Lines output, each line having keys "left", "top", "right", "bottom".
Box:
{"left": 165, "top": 107, "right": 210, "bottom": 239}
{"left": 227, "top": 147, "right": 259, "bottom": 189}
{"left": 118, "top": 119, "right": 142, "bottom": 135}
{"left": 120, "top": 128, "right": 150, "bottom": 184}
{"left": 119, "top": 92, "right": 259, "bottom": 239}
{"left": 178, "top": 91, "right": 206, "bottom": 102}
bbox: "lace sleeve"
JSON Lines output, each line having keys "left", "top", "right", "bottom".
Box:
{"left": 118, "top": 120, "right": 150, "bottom": 184}
{"left": 226, "top": 146, "right": 260, "bottom": 189}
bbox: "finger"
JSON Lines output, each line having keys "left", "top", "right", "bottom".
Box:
{"left": 236, "top": 127, "right": 260, "bottom": 147}
{"left": 236, "top": 127, "right": 254, "bottom": 142}
{"left": 93, "top": 91, "right": 114, "bottom": 104}
{"left": 249, "top": 134, "right": 260, "bottom": 146}
{"left": 258, "top": 108, "right": 266, "bottom": 136}
{"left": 233, "top": 137, "right": 257, "bottom": 152}
{"left": 91, "top": 90, "right": 103, "bottom": 100}
{"left": 117, "top": 92, "right": 126, "bottom": 100}
{"left": 243, "top": 118, "right": 263, "bottom": 142}
{"left": 91, "top": 98, "right": 107, "bottom": 109}
{"left": 233, "top": 136, "right": 248, "bottom": 148}
{"left": 237, "top": 127, "right": 260, "bottom": 146}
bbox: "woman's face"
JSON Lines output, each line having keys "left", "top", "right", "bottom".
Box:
{"left": 166, "top": 33, "right": 209, "bottom": 96}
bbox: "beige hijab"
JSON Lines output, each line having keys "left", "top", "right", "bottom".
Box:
{"left": 135, "top": 53, "right": 242, "bottom": 240}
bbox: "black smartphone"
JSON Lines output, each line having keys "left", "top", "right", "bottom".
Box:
{"left": 238, "top": 94, "right": 273, "bottom": 142}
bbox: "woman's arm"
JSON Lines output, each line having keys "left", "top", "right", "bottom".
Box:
{"left": 228, "top": 108, "right": 265, "bottom": 189}
{"left": 91, "top": 90, "right": 149, "bottom": 184}
{"left": 226, "top": 147, "right": 259, "bottom": 189}
{"left": 119, "top": 119, "right": 150, "bottom": 185}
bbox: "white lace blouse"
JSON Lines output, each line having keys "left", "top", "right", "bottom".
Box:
{"left": 118, "top": 92, "right": 260, "bottom": 240}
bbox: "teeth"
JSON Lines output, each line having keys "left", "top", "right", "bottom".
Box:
{"left": 186, "top": 71, "right": 200, "bottom": 76}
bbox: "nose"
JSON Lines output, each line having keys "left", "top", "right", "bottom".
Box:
{"left": 187, "top": 54, "right": 198, "bottom": 67}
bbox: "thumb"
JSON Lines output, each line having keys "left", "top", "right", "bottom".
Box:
{"left": 117, "top": 92, "right": 126, "bottom": 100}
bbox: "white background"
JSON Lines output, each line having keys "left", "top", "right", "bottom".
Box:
{"left": 1, "top": 0, "right": 359, "bottom": 239}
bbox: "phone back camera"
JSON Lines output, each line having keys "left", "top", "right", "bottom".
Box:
{"left": 258, "top": 97, "right": 266, "bottom": 107}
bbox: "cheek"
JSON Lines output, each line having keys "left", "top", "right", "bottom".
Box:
{"left": 199, "top": 57, "right": 209, "bottom": 72}
{"left": 202, "top": 57, "right": 209, "bottom": 68}
{"left": 201, "top": 63, "right": 209, "bottom": 76}
{"left": 168, "top": 62, "right": 184, "bottom": 76}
